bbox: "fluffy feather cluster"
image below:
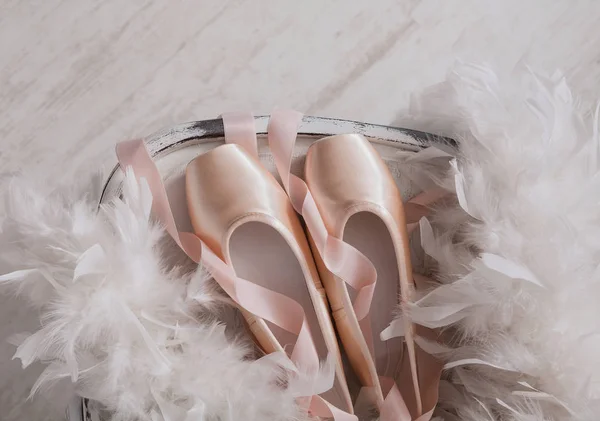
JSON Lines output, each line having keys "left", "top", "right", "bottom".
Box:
{"left": 398, "top": 64, "right": 600, "bottom": 421}
{"left": 0, "top": 169, "right": 307, "bottom": 421}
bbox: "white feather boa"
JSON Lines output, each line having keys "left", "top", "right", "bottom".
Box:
{"left": 0, "top": 169, "right": 310, "bottom": 421}
{"left": 397, "top": 64, "right": 600, "bottom": 420}
{"left": 2, "top": 64, "right": 599, "bottom": 421}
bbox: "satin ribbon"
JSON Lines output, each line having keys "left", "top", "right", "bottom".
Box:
{"left": 405, "top": 188, "right": 449, "bottom": 235}
{"left": 116, "top": 120, "right": 354, "bottom": 420}
{"left": 222, "top": 112, "right": 258, "bottom": 157}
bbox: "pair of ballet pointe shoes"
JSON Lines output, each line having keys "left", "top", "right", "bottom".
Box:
{"left": 185, "top": 134, "right": 441, "bottom": 418}
{"left": 117, "top": 111, "right": 441, "bottom": 421}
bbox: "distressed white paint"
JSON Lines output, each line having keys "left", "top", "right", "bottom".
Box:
{"left": 2, "top": 1, "right": 600, "bottom": 419}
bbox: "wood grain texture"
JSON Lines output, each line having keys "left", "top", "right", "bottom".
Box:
{"left": 1, "top": 1, "right": 600, "bottom": 419}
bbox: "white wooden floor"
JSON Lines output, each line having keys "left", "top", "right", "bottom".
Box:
{"left": 1, "top": 1, "right": 600, "bottom": 419}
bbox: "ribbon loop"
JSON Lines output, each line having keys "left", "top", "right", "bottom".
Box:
{"left": 221, "top": 112, "right": 258, "bottom": 158}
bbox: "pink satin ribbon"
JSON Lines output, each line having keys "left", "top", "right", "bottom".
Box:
{"left": 116, "top": 126, "right": 355, "bottom": 420}
{"left": 222, "top": 112, "right": 258, "bottom": 157}
{"left": 405, "top": 188, "right": 448, "bottom": 235}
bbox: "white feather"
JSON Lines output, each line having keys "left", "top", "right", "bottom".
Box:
{"left": 479, "top": 253, "right": 544, "bottom": 288}
{"left": 73, "top": 244, "right": 107, "bottom": 281}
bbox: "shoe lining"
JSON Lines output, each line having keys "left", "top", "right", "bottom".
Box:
{"left": 343, "top": 212, "right": 404, "bottom": 380}
{"left": 229, "top": 221, "right": 347, "bottom": 410}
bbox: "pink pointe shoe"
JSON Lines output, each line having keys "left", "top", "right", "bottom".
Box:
{"left": 115, "top": 115, "right": 356, "bottom": 420}
{"left": 305, "top": 134, "right": 442, "bottom": 420}
{"left": 266, "top": 110, "right": 441, "bottom": 421}
{"left": 185, "top": 142, "right": 354, "bottom": 414}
